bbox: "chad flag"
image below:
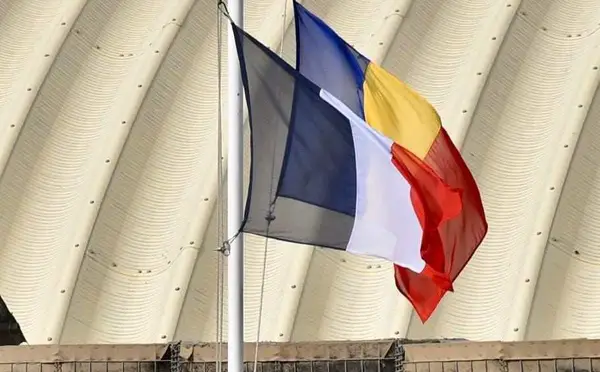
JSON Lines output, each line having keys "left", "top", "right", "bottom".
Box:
{"left": 234, "top": 3, "right": 488, "bottom": 322}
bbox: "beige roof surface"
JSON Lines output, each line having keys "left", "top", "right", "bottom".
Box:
{"left": 0, "top": 0, "right": 598, "bottom": 345}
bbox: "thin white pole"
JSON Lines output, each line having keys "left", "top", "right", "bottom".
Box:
{"left": 227, "top": 0, "right": 244, "bottom": 371}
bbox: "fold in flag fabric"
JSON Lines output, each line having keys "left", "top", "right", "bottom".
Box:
{"left": 233, "top": 1, "right": 487, "bottom": 322}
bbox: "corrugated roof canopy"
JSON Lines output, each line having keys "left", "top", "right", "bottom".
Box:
{"left": 0, "top": 0, "right": 598, "bottom": 344}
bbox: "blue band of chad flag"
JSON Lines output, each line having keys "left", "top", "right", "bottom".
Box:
{"left": 232, "top": 21, "right": 464, "bottom": 276}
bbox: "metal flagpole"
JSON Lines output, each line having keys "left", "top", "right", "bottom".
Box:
{"left": 227, "top": 0, "right": 244, "bottom": 371}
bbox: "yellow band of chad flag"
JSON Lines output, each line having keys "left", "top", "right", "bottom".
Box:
{"left": 293, "top": 1, "right": 488, "bottom": 321}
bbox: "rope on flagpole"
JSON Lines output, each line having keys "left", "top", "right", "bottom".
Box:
{"left": 217, "top": 1, "right": 233, "bottom": 23}
{"left": 215, "top": 1, "right": 226, "bottom": 371}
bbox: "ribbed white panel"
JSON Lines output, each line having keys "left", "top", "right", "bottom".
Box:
{"left": 0, "top": 0, "right": 599, "bottom": 344}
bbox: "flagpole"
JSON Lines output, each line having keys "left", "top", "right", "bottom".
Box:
{"left": 227, "top": 0, "right": 244, "bottom": 371}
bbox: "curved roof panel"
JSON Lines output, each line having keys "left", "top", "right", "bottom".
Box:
{"left": 0, "top": 0, "right": 598, "bottom": 344}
